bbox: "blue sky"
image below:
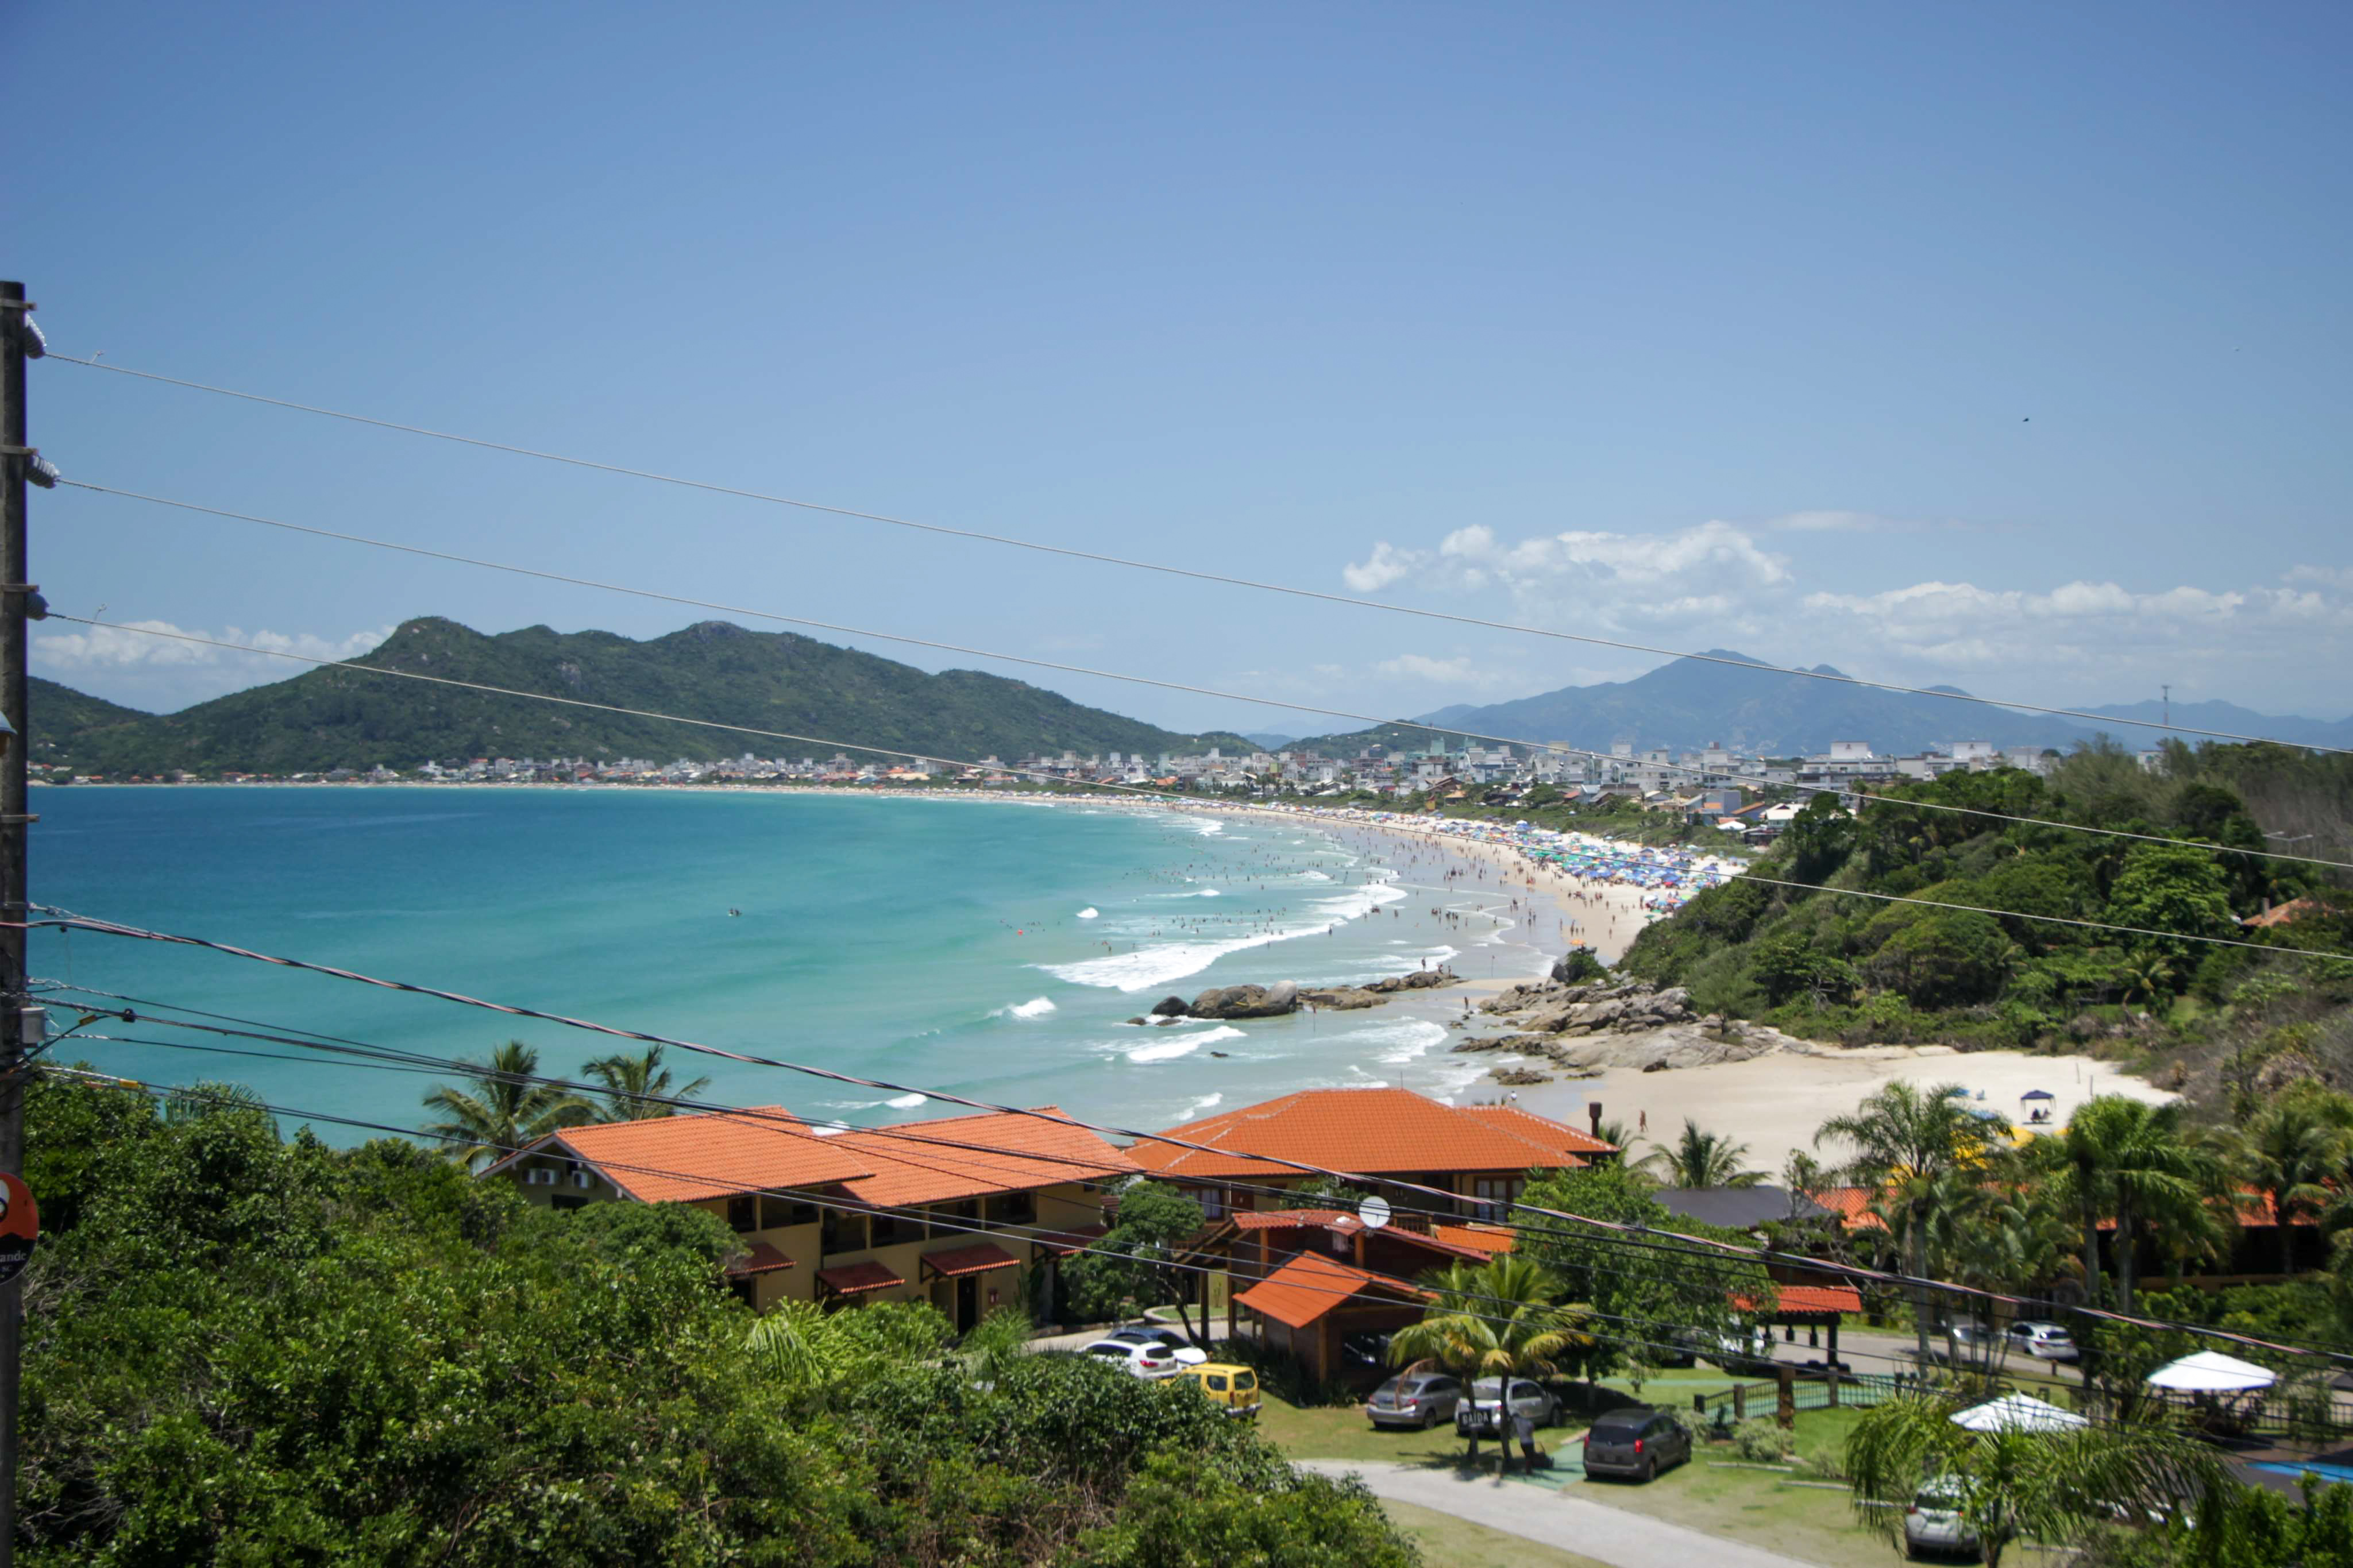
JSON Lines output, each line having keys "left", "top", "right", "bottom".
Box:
{"left": 16, "top": 3, "right": 2352, "bottom": 732}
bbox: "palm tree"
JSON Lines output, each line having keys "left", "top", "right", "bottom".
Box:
{"left": 1637, "top": 1119, "right": 1764, "bottom": 1188}
{"left": 419, "top": 1040, "right": 594, "bottom": 1170}
{"left": 2235, "top": 1086, "right": 2353, "bottom": 1277}
{"left": 1843, "top": 1390, "right": 2223, "bottom": 1568}
{"left": 1816, "top": 1082, "right": 2008, "bottom": 1372}
{"left": 582, "top": 1044, "right": 712, "bottom": 1121}
{"left": 1388, "top": 1256, "right": 1590, "bottom": 1470}
{"left": 2040, "top": 1096, "right": 2222, "bottom": 1312}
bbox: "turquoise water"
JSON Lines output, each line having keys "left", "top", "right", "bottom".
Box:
{"left": 28, "top": 787, "right": 1552, "bottom": 1140}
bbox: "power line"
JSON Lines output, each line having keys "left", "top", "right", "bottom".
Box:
{"left": 22, "top": 912, "right": 2350, "bottom": 1364}
{"left": 44, "top": 354, "right": 2352, "bottom": 758}
{"left": 52, "top": 484, "right": 2353, "bottom": 875}
{"left": 28, "top": 613, "right": 2348, "bottom": 960}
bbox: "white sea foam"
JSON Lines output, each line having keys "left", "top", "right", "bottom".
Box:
{"left": 996, "top": 997, "right": 1056, "bottom": 1019}
{"left": 885, "top": 1092, "right": 928, "bottom": 1109}
{"left": 1190, "top": 818, "right": 1225, "bottom": 836}
{"left": 1172, "top": 1092, "right": 1225, "bottom": 1122}
{"left": 1123, "top": 1025, "right": 1244, "bottom": 1064}
{"left": 1037, "top": 880, "right": 1407, "bottom": 992}
{"left": 1299, "top": 870, "right": 1332, "bottom": 882}
{"left": 1076, "top": 907, "right": 1099, "bottom": 920}
{"left": 1348, "top": 1019, "right": 1449, "bottom": 1065}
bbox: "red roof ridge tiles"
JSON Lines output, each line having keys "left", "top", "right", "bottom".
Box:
{"left": 1229, "top": 1250, "right": 1428, "bottom": 1330}
{"left": 832, "top": 1104, "right": 1139, "bottom": 1208}
{"left": 1129, "top": 1087, "right": 1596, "bottom": 1183}
{"left": 493, "top": 1104, "right": 877, "bottom": 1204}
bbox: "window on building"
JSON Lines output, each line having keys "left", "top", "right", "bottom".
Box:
{"left": 821, "top": 1208, "right": 863, "bottom": 1256}
{"left": 727, "top": 1278, "right": 755, "bottom": 1309}
{"left": 762, "top": 1195, "right": 820, "bottom": 1229}
{"left": 727, "top": 1195, "right": 759, "bottom": 1233}
{"left": 928, "top": 1199, "right": 979, "bottom": 1238}
{"left": 1469, "top": 1176, "right": 1518, "bottom": 1221}
{"left": 868, "top": 1211, "right": 909, "bottom": 1248}
{"left": 1184, "top": 1186, "right": 1226, "bottom": 1219}
{"left": 988, "top": 1191, "right": 1037, "bottom": 1226}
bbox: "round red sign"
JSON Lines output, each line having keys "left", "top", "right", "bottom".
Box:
{"left": 0, "top": 1172, "right": 38, "bottom": 1286}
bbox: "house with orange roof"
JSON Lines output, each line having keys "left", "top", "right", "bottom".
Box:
{"left": 1228, "top": 1252, "right": 1431, "bottom": 1384}
{"left": 1129, "top": 1086, "right": 1616, "bottom": 1224}
{"left": 486, "top": 1103, "right": 1135, "bottom": 1327}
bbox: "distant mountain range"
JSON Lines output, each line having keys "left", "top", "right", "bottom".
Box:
{"left": 1284, "top": 650, "right": 2353, "bottom": 759}
{"left": 31, "top": 618, "right": 1255, "bottom": 775}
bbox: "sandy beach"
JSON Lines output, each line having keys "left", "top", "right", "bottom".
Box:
{"left": 1489, "top": 1044, "right": 2171, "bottom": 1177}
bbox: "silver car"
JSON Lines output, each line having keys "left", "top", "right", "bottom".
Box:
{"left": 1904, "top": 1477, "right": 1981, "bottom": 1560}
{"left": 1452, "top": 1376, "right": 1559, "bottom": 1436}
{"left": 1365, "top": 1371, "right": 1462, "bottom": 1429}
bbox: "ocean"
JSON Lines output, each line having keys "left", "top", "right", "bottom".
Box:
{"left": 26, "top": 787, "right": 1558, "bottom": 1141}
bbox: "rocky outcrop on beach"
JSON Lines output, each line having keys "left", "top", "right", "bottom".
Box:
{"left": 1298, "top": 967, "right": 1461, "bottom": 1011}
{"left": 1456, "top": 972, "right": 1804, "bottom": 1073}
{"left": 1186, "top": 980, "right": 1301, "bottom": 1019}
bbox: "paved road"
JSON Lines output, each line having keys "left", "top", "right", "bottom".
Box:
{"left": 1296, "top": 1458, "right": 1828, "bottom": 1568}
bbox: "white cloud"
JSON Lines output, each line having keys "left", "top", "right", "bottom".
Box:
{"left": 1341, "top": 542, "right": 1426, "bottom": 593}
{"left": 1328, "top": 519, "right": 2353, "bottom": 714}
{"left": 34, "top": 620, "right": 395, "bottom": 712}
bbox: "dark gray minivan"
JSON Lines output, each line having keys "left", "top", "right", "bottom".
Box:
{"left": 1580, "top": 1405, "right": 1691, "bottom": 1481}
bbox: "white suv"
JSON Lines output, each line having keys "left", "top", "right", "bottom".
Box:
{"left": 2005, "top": 1320, "right": 2079, "bottom": 1362}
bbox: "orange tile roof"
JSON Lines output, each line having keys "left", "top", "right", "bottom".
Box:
{"left": 1430, "top": 1223, "right": 1517, "bottom": 1256}
{"left": 1232, "top": 1208, "right": 1358, "bottom": 1231}
{"left": 1807, "top": 1187, "right": 1890, "bottom": 1232}
{"left": 1131, "top": 1088, "right": 1594, "bottom": 1183}
{"left": 834, "top": 1106, "right": 1138, "bottom": 1208}
{"left": 725, "top": 1241, "right": 796, "bottom": 1277}
{"left": 1735, "top": 1284, "right": 1863, "bottom": 1316}
{"left": 1459, "top": 1103, "right": 1619, "bottom": 1158}
{"left": 499, "top": 1106, "right": 876, "bottom": 1203}
{"left": 815, "top": 1260, "right": 905, "bottom": 1295}
{"left": 920, "top": 1241, "right": 1021, "bottom": 1277}
{"left": 1230, "top": 1252, "right": 1428, "bottom": 1330}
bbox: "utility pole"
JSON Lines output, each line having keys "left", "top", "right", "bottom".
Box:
{"left": 0, "top": 277, "right": 35, "bottom": 1568}
{"left": 2162, "top": 684, "right": 2170, "bottom": 730}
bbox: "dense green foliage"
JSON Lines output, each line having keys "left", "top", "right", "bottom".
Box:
{"left": 1512, "top": 1163, "right": 1770, "bottom": 1388}
{"left": 18, "top": 1075, "right": 1412, "bottom": 1566}
{"left": 1618, "top": 744, "right": 2353, "bottom": 1051}
{"left": 34, "top": 618, "right": 1255, "bottom": 774}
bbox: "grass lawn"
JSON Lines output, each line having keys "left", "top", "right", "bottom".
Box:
{"left": 1376, "top": 1499, "right": 1614, "bottom": 1568}
{"left": 1262, "top": 1395, "right": 1902, "bottom": 1568}
{"left": 1575, "top": 1408, "right": 1901, "bottom": 1568}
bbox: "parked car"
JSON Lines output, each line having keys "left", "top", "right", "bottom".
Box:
{"left": 1081, "top": 1339, "right": 1206, "bottom": 1378}
{"left": 1927, "top": 1322, "right": 1999, "bottom": 1369}
{"left": 1098, "top": 1326, "right": 1190, "bottom": 1353}
{"left": 1703, "top": 1328, "right": 1777, "bottom": 1376}
{"left": 1163, "top": 1362, "right": 1262, "bottom": 1418}
{"left": 2005, "top": 1321, "right": 2079, "bottom": 1363}
{"left": 1452, "top": 1376, "right": 1559, "bottom": 1436}
{"left": 1903, "top": 1476, "right": 1981, "bottom": 1560}
{"left": 1580, "top": 1405, "right": 1692, "bottom": 1482}
{"left": 1365, "top": 1371, "right": 1463, "bottom": 1429}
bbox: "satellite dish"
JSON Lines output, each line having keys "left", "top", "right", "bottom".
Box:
{"left": 1358, "top": 1195, "right": 1391, "bottom": 1230}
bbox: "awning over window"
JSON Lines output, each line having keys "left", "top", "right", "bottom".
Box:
{"left": 920, "top": 1242, "right": 1021, "bottom": 1279}
{"left": 815, "top": 1260, "right": 906, "bottom": 1296}
{"left": 726, "top": 1241, "right": 796, "bottom": 1278}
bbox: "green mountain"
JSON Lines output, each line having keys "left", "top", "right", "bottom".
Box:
{"left": 36, "top": 618, "right": 1254, "bottom": 775}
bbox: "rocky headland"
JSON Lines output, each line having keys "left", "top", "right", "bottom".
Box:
{"left": 1127, "top": 967, "right": 1461, "bottom": 1024}
{"left": 1454, "top": 965, "right": 1810, "bottom": 1082}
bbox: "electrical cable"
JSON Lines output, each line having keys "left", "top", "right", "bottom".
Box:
{"left": 44, "top": 491, "right": 2353, "bottom": 876}
{"left": 22, "top": 916, "right": 2351, "bottom": 1364}
{"left": 33, "top": 617, "right": 2353, "bottom": 961}
{"left": 45, "top": 356, "right": 2351, "bottom": 757}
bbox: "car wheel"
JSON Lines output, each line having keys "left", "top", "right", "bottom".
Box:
{"left": 1421, "top": 1409, "right": 1438, "bottom": 1430}
{"left": 1640, "top": 1457, "right": 1656, "bottom": 1483}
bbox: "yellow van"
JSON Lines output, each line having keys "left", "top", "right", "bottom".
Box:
{"left": 1164, "top": 1363, "right": 1262, "bottom": 1418}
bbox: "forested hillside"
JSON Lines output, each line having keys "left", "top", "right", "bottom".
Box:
{"left": 33, "top": 619, "right": 1253, "bottom": 775}
{"left": 1618, "top": 743, "right": 2353, "bottom": 1088}
{"left": 17, "top": 1075, "right": 1410, "bottom": 1566}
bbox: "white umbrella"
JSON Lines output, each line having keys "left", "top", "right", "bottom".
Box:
{"left": 1951, "top": 1393, "right": 2089, "bottom": 1433}
{"left": 2144, "top": 1351, "right": 2276, "bottom": 1393}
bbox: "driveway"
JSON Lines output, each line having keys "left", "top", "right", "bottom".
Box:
{"left": 1295, "top": 1459, "right": 1828, "bottom": 1568}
